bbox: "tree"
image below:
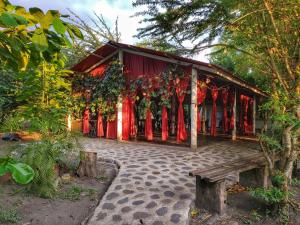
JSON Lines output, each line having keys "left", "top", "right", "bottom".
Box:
{"left": 0, "top": 0, "right": 82, "bottom": 130}
{"left": 65, "top": 9, "right": 120, "bottom": 67}
{"left": 133, "top": 0, "right": 300, "bottom": 215}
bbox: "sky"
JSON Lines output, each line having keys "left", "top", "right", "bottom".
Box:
{"left": 11, "top": 0, "right": 209, "bottom": 62}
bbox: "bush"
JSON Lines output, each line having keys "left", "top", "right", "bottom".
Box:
{"left": 250, "top": 187, "right": 287, "bottom": 204}
{"left": 19, "top": 133, "right": 81, "bottom": 198}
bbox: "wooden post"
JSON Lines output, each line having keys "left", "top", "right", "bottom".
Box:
{"left": 191, "top": 67, "right": 197, "bottom": 150}
{"left": 253, "top": 96, "right": 256, "bottom": 135}
{"left": 67, "top": 114, "right": 72, "bottom": 131}
{"left": 117, "top": 50, "right": 123, "bottom": 141}
{"left": 203, "top": 104, "right": 206, "bottom": 134}
{"left": 232, "top": 89, "right": 237, "bottom": 140}
{"left": 171, "top": 94, "right": 176, "bottom": 135}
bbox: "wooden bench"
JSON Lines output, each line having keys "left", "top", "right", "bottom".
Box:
{"left": 189, "top": 153, "right": 271, "bottom": 215}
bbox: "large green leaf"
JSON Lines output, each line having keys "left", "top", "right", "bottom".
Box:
{"left": 53, "top": 18, "right": 66, "bottom": 35}
{"left": 32, "top": 29, "right": 48, "bottom": 52}
{"left": 7, "top": 162, "right": 35, "bottom": 185}
{"left": 29, "top": 7, "right": 44, "bottom": 21}
{"left": 0, "top": 164, "right": 8, "bottom": 176}
{"left": 0, "top": 12, "right": 18, "bottom": 27}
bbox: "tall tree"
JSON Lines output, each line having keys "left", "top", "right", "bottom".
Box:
{"left": 134, "top": 0, "right": 300, "bottom": 214}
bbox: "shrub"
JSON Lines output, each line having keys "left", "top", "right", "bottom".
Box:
{"left": 250, "top": 187, "right": 287, "bottom": 204}
{"left": 0, "top": 208, "right": 20, "bottom": 224}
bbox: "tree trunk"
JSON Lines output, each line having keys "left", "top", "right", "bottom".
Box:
{"left": 77, "top": 151, "right": 98, "bottom": 177}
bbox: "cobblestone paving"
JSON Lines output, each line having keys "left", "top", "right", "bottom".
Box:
{"left": 81, "top": 138, "right": 259, "bottom": 225}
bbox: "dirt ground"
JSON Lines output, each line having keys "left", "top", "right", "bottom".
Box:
{"left": 0, "top": 159, "right": 117, "bottom": 225}
{"left": 190, "top": 185, "right": 300, "bottom": 225}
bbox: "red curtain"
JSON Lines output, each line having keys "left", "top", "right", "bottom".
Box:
{"left": 176, "top": 77, "right": 189, "bottom": 142}
{"left": 145, "top": 108, "right": 153, "bottom": 140}
{"left": 82, "top": 108, "right": 90, "bottom": 134}
{"left": 122, "top": 96, "right": 130, "bottom": 140}
{"left": 210, "top": 86, "right": 218, "bottom": 136}
{"left": 162, "top": 106, "right": 168, "bottom": 141}
{"left": 240, "top": 95, "right": 250, "bottom": 134}
{"left": 222, "top": 89, "right": 229, "bottom": 133}
{"left": 90, "top": 59, "right": 111, "bottom": 77}
{"left": 247, "top": 98, "right": 254, "bottom": 133}
{"left": 97, "top": 111, "right": 104, "bottom": 137}
{"left": 197, "top": 81, "right": 207, "bottom": 133}
{"left": 123, "top": 52, "right": 166, "bottom": 82}
{"left": 106, "top": 106, "right": 117, "bottom": 139}
{"left": 129, "top": 96, "right": 137, "bottom": 137}
{"left": 106, "top": 119, "right": 117, "bottom": 139}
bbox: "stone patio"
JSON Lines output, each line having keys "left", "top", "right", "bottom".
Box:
{"left": 80, "top": 138, "right": 260, "bottom": 225}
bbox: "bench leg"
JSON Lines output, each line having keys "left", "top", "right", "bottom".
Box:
{"left": 239, "top": 166, "right": 270, "bottom": 188}
{"left": 195, "top": 176, "right": 227, "bottom": 215}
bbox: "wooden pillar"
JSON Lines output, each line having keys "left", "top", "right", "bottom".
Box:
{"left": 117, "top": 50, "right": 123, "bottom": 141}
{"left": 253, "top": 96, "right": 256, "bottom": 135}
{"left": 203, "top": 104, "right": 207, "bottom": 134}
{"left": 190, "top": 67, "right": 197, "bottom": 150}
{"left": 171, "top": 94, "right": 176, "bottom": 135}
{"left": 232, "top": 89, "right": 237, "bottom": 140}
{"left": 67, "top": 114, "right": 72, "bottom": 131}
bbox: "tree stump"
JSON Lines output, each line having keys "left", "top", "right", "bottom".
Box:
{"left": 77, "top": 151, "right": 97, "bottom": 178}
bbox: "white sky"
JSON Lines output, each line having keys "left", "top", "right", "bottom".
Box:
{"left": 11, "top": 0, "right": 210, "bottom": 62}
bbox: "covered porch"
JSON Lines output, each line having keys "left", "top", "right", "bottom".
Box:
{"left": 71, "top": 41, "right": 267, "bottom": 149}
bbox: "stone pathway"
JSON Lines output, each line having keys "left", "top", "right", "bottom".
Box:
{"left": 80, "top": 138, "right": 259, "bottom": 225}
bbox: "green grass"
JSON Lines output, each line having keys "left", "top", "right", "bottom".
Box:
{"left": 291, "top": 178, "right": 300, "bottom": 186}
{"left": 96, "top": 175, "right": 107, "bottom": 182}
{"left": 0, "top": 208, "right": 20, "bottom": 224}
{"left": 58, "top": 185, "right": 97, "bottom": 201}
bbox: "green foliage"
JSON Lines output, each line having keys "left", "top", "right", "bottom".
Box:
{"left": 72, "top": 60, "right": 125, "bottom": 119}
{"left": 250, "top": 187, "right": 287, "bottom": 204}
{"left": 0, "top": 0, "right": 83, "bottom": 71}
{"left": 18, "top": 133, "right": 80, "bottom": 198}
{"left": 0, "top": 156, "right": 34, "bottom": 185}
{"left": 291, "top": 178, "right": 300, "bottom": 187}
{"left": 0, "top": 208, "right": 20, "bottom": 224}
{"left": 20, "top": 140, "right": 59, "bottom": 198}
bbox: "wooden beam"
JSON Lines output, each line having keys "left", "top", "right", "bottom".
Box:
{"left": 195, "top": 65, "right": 267, "bottom": 97}
{"left": 122, "top": 48, "right": 190, "bottom": 66}
{"left": 84, "top": 50, "right": 118, "bottom": 73}
{"left": 191, "top": 67, "right": 198, "bottom": 150}
{"left": 232, "top": 89, "right": 237, "bottom": 140}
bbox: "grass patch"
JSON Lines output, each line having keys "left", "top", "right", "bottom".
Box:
{"left": 0, "top": 208, "right": 20, "bottom": 224}
{"left": 58, "top": 185, "right": 97, "bottom": 201}
{"left": 291, "top": 178, "right": 300, "bottom": 186}
{"left": 96, "top": 175, "right": 107, "bottom": 182}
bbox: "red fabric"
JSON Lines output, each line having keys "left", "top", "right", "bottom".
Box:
{"left": 90, "top": 59, "right": 111, "bottom": 77}
{"left": 97, "top": 112, "right": 104, "bottom": 137}
{"left": 246, "top": 98, "right": 254, "bottom": 133}
{"left": 210, "top": 86, "right": 218, "bottom": 136}
{"left": 122, "top": 97, "right": 130, "bottom": 140}
{"left": 129, "top": 97, "right": 137, "bottom": 137}
{"left": 106, "top": 120, "right": 117, "bottom": 139}
{"left": 82, "top": 108, "right": 90, "bottom": 134}
{"left": 106, "top": 107, "right": 117, "bottom": 139}
{"left": 176, "top": 77, "right": 189, "bottom": 142}
{"left": 162, "top": 106, "right": 168, "bottom": 141}
{"left": 145, "top": 108, "right": 153, "bottom": 140}
{"left": 222, "top": 89, "right": 229, "bottom": 133}
{"left": 197, "top": 81, "right": 207, "bottom": 133}
{"left": 240, "top": 95, "right": 250, "bottom": 134}
{"left": 123, "top": 52, "right": 166, "bottom": 82}
{"left": 229, "top": 93, "right": 235, "bottom": 130}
